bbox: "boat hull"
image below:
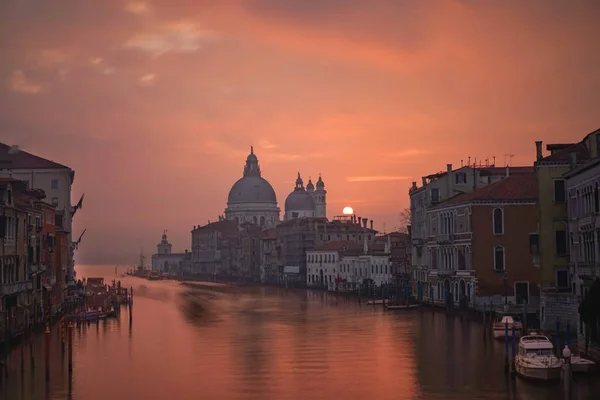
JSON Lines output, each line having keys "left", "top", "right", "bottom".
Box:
{"left": 493, "top": 327, "right": 521, "bottom": 340}
{"left": 571, "top": 357, "right": 597, "bottom": 374}
{"left": 386, "top": 304, "right": 420, "bottom": 310}
{"left": 515, "top": 357, "right": 562, "bottom": 381}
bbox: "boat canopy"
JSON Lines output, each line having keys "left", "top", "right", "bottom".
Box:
{"left": 519, "top": 335, "right": 554, "bottom": 350}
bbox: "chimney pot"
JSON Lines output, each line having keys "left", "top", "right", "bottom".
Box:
{"left": 370, "top": 220, "right": 374, "bottom": 230}
{"left": 422, "top": 177, "right": 427, "bottom": 186}
{"left": 447, "top": 164, "right": 452, "bottom": 173}
{"left": 411, "top": 181, "right": 417, "bottom": 190}
{"left": 535, "top": 141, "right": 543, "bottom": 161}
{"left": 505, "top": 166, "right": 510, "bottom": 177}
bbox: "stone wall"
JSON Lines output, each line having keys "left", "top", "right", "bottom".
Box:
{"left": 540, "top": 291, "right": 579, "bottom": 333}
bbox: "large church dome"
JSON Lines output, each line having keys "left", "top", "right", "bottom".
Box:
{"left": 228, "top": 176, "right": 277, "bottom": 204}
{"left": 227, "top": 147, "right": 277, "bottom": 205}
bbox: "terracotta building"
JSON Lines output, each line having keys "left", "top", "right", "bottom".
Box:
{"left": 426, "top": 172, "right": 539, "bottom": 308}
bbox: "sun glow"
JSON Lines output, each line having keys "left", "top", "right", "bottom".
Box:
{"left": 342, "top": 206, "right": 354, "bottom": 215}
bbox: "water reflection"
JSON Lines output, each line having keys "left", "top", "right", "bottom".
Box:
{"left": 2, "top": 265, "right": 599, "bottom": 400}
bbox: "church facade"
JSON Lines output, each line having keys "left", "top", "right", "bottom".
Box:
{"left": 151, "top": 231, "right": 191, "bottom": 274}
{"left": 283, "top": 173, "right": 327, "bottom": 220}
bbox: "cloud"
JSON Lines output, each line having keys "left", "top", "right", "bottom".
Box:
{"left": 138, "top": 73, "right": 156, "bottom": 86}
{"left": 103, "top": 67, "right": 116, "bottom": 75}
{"left": 123, "top": 21, "right": 218, "bottom": 56}
{"left": 90, "top": 57, "right": 103, "bottom": 65}
{"left": 346, "top": 176, "right": 411, "bottom": 183}
{"left": 9, "top": 70, "right": 43, "bottom": 94}
{"left": 125, "top": 2, "right": 150, "bottom": 15}
{"left": 38, "top": 49, "right": 69, "bottom": 68}
{"left": 259, "top": 139, "right": 278, "bottom": 149}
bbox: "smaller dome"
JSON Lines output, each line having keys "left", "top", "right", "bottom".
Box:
{"left": 306, "top": 178, "right": 314, "bottom": 192}
{"left": 316, "top": 175, "right": 325, "bottom": 189}
{"left": 285, "top": 190, "right": 315, "bottom": 211}
{"left": 246, "top": 146, "right": 258, "bottom": 163}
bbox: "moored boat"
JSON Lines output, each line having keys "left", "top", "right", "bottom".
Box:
{"left": 365, "top": 299, "right": 385, "bottom": 305}
{"left": 570, "top": 355, "right": 597, "bottom": 374}
{"left": 514, "top": 333, "right": 562, "bottom": 381}
{"left": 385, "top": 304, "right": 419, "bottom": 310}
{"left": 492, "top": 315, "right": 522, "bottom": 340}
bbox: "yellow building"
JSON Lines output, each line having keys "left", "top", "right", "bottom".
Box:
{"left": 535, "top": 128, "right": 599, "bottom": 331}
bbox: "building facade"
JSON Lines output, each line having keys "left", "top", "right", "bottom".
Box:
{"left": 0, "top": 143, "right": 78, "bottom": 288}
{"left": 151, "top": 231, "right": 191, "bottom": 275}
{"left": 426, "top": 173, "right": 539, "bottom": 309}
{"left": 191, "top": 219, "right": 239, "bottom": 275}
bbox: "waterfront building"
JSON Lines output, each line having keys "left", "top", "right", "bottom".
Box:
{"left": 150, "top": 231, "right": 191, "bottom": 275}
{"left": 259, "top": 228, "right": 279, "bottom": 283}
{"left": 306, "top": 237, "right": 392, "bottom": 291}
{"left": 0, "top": 143, "right": 78, "bottom": 288}
{"left": 224, "top": 147, "right": 280, "bottom": 228}
{"left": 409, "top": 162, "right": 534, "bottom": 301}
{"left": 533, "top": 134, "right": 594, "bottom": 332}
{"left": 426, "top": 172, "right": 539, "bottom": 309}
{"left": 191, "top": 219, "right": 239, "bottom": 275}
{"left": 218, "top": 222, "right": 262, "bottom": 279}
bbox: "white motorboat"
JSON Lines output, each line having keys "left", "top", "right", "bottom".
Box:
{"left": 365, "top": 299, "right": 385, "bottom": 305}
{"left": 514, "top": 333, "right": 562, "bottom": 381}
{"left": 492, "top": 315, "right": 522, "bottom": 340}
{"left": 570, "top": 355, "right": 597, "bottom": 374}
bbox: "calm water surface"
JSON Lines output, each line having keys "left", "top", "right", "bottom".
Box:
{"left": 3, "top": 265, "right": 599, "bottom": 400}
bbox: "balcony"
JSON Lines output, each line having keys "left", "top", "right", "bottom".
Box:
{"left": 436, "top": 234, "right": 452, "bottom": 244}
{"left": 578, "top": 216, "right": 594, "bottom": 229}
{"left": 0, "top": 280, "right": 33, "bottom": 295}
{"left": 574, "top": 262, "right": 599, "bottom": 278}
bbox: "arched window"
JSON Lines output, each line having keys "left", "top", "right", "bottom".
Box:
{"left": 493, "top": 208, "right": 504, "bottom": 235}
{"left": 494, "top": 246, "right": 505, "bottom": 271}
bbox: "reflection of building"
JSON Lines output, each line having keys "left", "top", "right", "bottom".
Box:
{"left": 427, "top": 173, "right": 539, "bottom": 308}
{"left": 224, "top": 147, "right": 280, "bottom": 228}
{"left": 151, "top": 231, "right": 191, "bottom": 274}
{"left": 306, "top": 237, "right": 392, "bottom": 291}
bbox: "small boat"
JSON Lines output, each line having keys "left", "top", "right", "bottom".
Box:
{"left": 385, "top": 304, "right": 420, "bottom": 310}
{"left": 83, "top": 311, "right": 98, "bottom": 321}
{"left": 492, "top": 315, "right": 522, "bottom": 340}
{"left": 514, "top": 332, "right": 562, "bottom": 381}
{"left": 570, "top": 355, "right": 597, "bottom": 374}
{"left": 365, "top": 299, "right": 385, "bottom": 305}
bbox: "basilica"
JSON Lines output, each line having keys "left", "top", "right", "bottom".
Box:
{"left": 224, "top": 147, "right": 327, "bottom": 227}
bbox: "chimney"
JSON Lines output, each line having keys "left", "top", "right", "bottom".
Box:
{"left": 447, "top": 163, "right": 453, "bottom": 196}
{"left": 370, "top": 220, "right": 374, "bottom": 230}
{"left": 362, "top": 218, "right": 368, "bottom": 228}
{"left": 411, "top": 181, "right": 417, "bottom": 190}
{"left": 447, "top": 163, "right": 452, "bottom": 173}
{"left": 535, "top": 141, "right": 543, "bottom": 161}
{"left": 422, "top": 177, "right": 427, "bottom": 186}
{"left": 570, "top": 152, "right": 577, "bottom": 169}
{"left": 505, "top": 166, "right": 510, "bottom": 177}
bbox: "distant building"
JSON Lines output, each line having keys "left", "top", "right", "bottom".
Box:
{"left": 306, "top": 237, "right": 392, "bottom": 291}
{"left": 191, "top": 219, "right": 239, "bottom": 275}
{"left": 224, "top": 147, "right": 280, "bottom": 228}
{"left": 284, "top": 173, "right": 327, "bottom": 220}
{"left": 151, "top": 231, "right": 190, "bottom": 275}
{"left": 0, "top": 143, "right": 78, "bottom": 287}
{"left": 426, "top": 173, "right": 539, "bottom": 309}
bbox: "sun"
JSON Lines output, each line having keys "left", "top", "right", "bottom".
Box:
{"left": 342, "top": 206, "right": 354, "bottom": 215}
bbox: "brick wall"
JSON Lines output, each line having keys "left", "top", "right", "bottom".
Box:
{"left": 540, "top": 291, "right": 579, "bottom": 333}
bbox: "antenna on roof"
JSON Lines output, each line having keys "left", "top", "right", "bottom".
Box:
{"left": 492, "top": 156, "right": 496, "bottom": 167}
{"left": 503, "top": 154, "right": 514, "bottom": 167}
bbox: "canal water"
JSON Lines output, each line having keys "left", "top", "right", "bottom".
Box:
{"left": 2, "top": 265, "right": 599, "bottom": 400}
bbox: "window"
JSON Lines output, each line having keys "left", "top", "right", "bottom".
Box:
{"left": 494, "top": 246, "right": 505, "bottom": 271}
{"left": 51, "top": 197, "right": 59, "bottom": 207}
{"left": 529, "top": 233, "right": 539, "bottom": 255}
{"left": 556, "top": 270, "right": 569, "bottom": 289}
{"left": 51, "top": 179, "right": 59, "bottom": 190}
{"left": 553, "top": 179, "right": 566, "bottom": 203}
{"left": 430, "top": 188, "right": 440, "bottom": 203}
{"left": 515, "top": 282, "right": 529, "bottom": 305}
{"left": 455, "top": 172, "right": 467, "bottom": 184}
{"left": 493, "top": 208, "right": 504, "bottom": 235}
{"left": 555, "top": 229, "right": 567, "bottom": 256}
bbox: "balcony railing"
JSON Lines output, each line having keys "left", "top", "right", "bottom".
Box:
{"left": 0, "top": 281, "right": 33, "bottom": 295}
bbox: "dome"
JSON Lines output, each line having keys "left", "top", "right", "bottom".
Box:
{"left": 316, "top": 175, "right": 325, "bottom": 189}
{"left": 228, "top": 176, "right": 277, "bottom": 204}
{"left": 285, "top": 190, "right": 315, "bottom": 211}
{"left": 306, "top": 178, "right": 314, "bottom": 192}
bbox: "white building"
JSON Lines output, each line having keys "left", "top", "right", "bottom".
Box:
{"left": 151, "top": 231, "right": 190, "bottom": 274}
{"left": 224, "top": 147, "right": 280, "bottom": 228}
{"left": 284, "top": 173, "right": 327, "bottom": 220}
{"left": 306, "top": 238, "right": 392, "bottom": 291}
{"left": 409, "top": 162, "right": 533, "bottom": 300}
{"left": 565, "top": 155, "right": 600, "bottom": 297}
{"left": 0, "top": 143, "right": 77, "bottom": 286}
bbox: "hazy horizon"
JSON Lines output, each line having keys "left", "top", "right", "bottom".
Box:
{"left": 2, "top": 0, "right": 599, "bottom": 265}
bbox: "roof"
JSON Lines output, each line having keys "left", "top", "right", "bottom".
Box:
{"left": 537, "top": 142, "right": 589, "bottom": 165}
{"left": 434, "top": 174, "right": 537, "bottom": 207}
{"left": 192, "top": 219, "right": 239, "bottom": 236}
{"left": 477, "top": 166, "right": 534, "bottom": 176}
{"left": 0, "top": 143, "right": 70, "bottom": 169}
{"left": 261, "top": 228, "right": 277, "bottom": 240}
{"left": 311, "top": 241, "right": 352, "bottom": 251}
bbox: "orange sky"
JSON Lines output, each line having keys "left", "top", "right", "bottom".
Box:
{"left": 1, "top": 0, "right": 599, "bottom": 265}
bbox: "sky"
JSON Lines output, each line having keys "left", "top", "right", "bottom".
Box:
{"left": 1, "top": 0, "right": 599, "bottom": 265}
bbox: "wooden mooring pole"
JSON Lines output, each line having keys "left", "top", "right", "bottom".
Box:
{"left": 68, "top": 322, "right": 73, "bottom": 374}
{"left": 44, "top": 325, "right": 50, "bottom": 382}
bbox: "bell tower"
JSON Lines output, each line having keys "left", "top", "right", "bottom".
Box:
{"left": 314, "top": 174, "right": 327, "bottom": 218}
{"left": 157, "top": 230, "right": 172, "bottom": 255}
